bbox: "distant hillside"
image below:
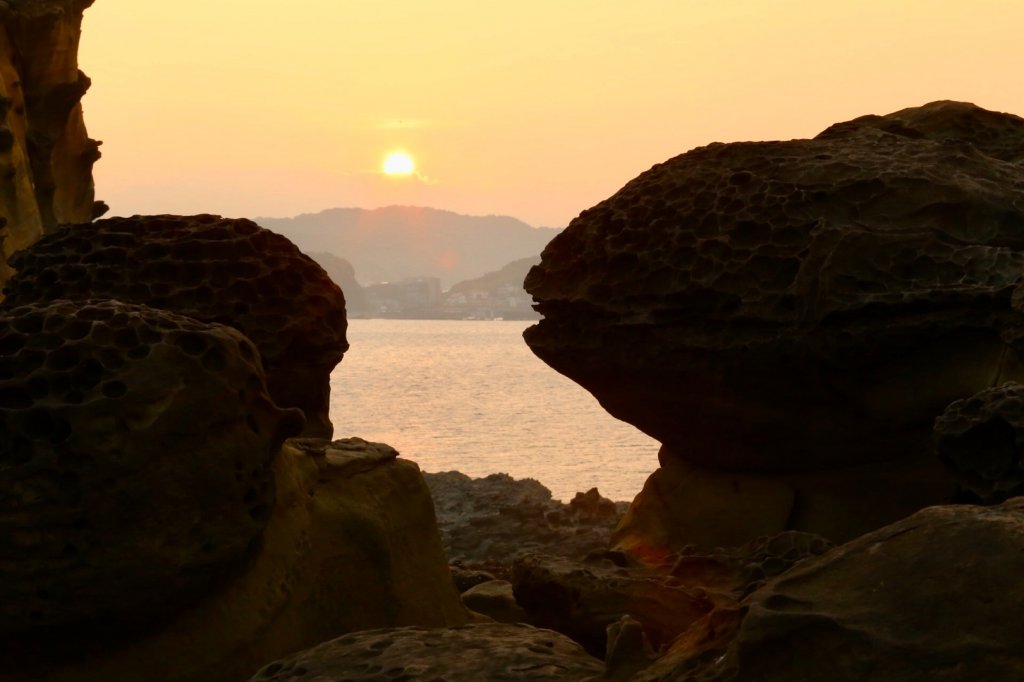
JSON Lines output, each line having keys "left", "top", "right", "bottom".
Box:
{"left": 447, "top": 256, "right": 540, "bottom": 295}
{"left": 442, "top": 256, "right": 540, "bottom": 320}
{"left": 307, "top": 252, "right": 366, "bottom": 313}
{"left": 257, "top": 206, "right": 560, "bottom": 288}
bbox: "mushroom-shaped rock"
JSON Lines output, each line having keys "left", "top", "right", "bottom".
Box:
{"left": 525, "top": 101, "right": 1024, "bottom": 547}
{"left": 935, "top": 381, "right": 1024, "bottom": 504}
{"left": 525, "top": 100, "right": 1024, "bottom": 473}
{"left": 0, "top": 299, "right": 303, "bottom": 640}
{"left": 4, "top": 214, "right": 348, "bottom": 437}
{"left": 247, "top": 624, "right": 604, "bottom": 682}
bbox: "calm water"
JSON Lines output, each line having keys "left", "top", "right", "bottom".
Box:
{"left": 329, "top": 319, "right": 658, "bottom": 502}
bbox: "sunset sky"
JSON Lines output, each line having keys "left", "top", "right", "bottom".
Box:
{"left": 81, "top": 0, "right": 1024, "bottom": 228}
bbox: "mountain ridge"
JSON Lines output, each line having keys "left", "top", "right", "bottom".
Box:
{"left": 256, "top": 206, "right": 560, "bottom": 288}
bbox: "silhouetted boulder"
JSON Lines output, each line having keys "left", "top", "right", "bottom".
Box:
{"left": 526, "top": 100, "right": 1024, "bottom": 548}
{"left": 4, "top": 214, "right": 348, "bottom": 437}
{"left": 0, "top": 298, "right": 303, "bottom": 639}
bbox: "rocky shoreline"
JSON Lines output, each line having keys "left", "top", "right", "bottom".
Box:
{"left": 4, "top": 2, "right": 1024, "bottom": 680}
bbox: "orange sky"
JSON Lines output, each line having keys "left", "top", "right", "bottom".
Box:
{"left": 81, "top": 0, "right": 1024, "bottom": 228}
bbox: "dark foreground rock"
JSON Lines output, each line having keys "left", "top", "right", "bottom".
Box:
{"left": 935, "top": 381, "right": 1024, "bottom": 503}
{"left": 0, "top": 299, "right": 302, "bottom": 638}
{"left": 526, "top": 100, "right": 1024, "bottom": 550}
{"left": 640, "top": 499, "right": 1024, "bottom": 681}
{"left": 247, "top": 623, "right": 604, "bottom": 682}
{"left": 6, "top": 438, "right": 468, "bottom": 682}
{"left": 4, "top": 214, "right": 348, "bottom": 437}
{"left": 424, "top": 471, "right": 626, "bottom": 569}
{"left": 508, "top": 531, "right": 830, "bottom": 660}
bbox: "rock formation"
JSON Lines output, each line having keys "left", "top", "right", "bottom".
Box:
{"left": 0, "top": 0, "right": 103, "bottom": 288}
{"left": 643, "top": 499, "right": 1024, "bottom": 681}
{"left": 246, "top": 623, "right": 604, "bottom": 682}
{"left": 507, "top": 531, "right": 829, "bottom": 662}
{"left": 4, "top": 214, "right": 349, "bottom": 437}
{"left": 0, "top": 298, "right": 302, "bottom": 642}
{"left": 7, "top": 438, "right": 468, "bottom": 682}
{"left": 424, "top": 471, "right": 626, "bottom": 568}
{"left": 934, "top": 381, "right": 1024, "bottom": 503}
{"left": 525, "top": 100, "right": 1024, "bottom": 549}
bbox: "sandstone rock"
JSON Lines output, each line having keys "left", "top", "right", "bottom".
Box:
{"left": 664, "top": 499, "right": 1024, "bottom": 681}
{"left": 511, "top": 553, "right": 715, "bottom": 657}
{"left": 4, "top": 214, "right": 349, "bottom": 437}
{"left": 935, "top": 382, "right": 1024, "bottom": 503}
{"left": 0, "top": 299, "right": 303, "bottom": 640}
{"left": 9, "top": 438, "right": 468, "bottom": 682}
{"left": 613, "top": 454, "right": 949, "bottom": 552}
{"left": 0, "top": 0, "right": 101, "bottom": 291}
{"left": 450, "top": 565, "right": 497, "bottom": 592}
{"left": 461, "top": 579, "right": 528, "bottom": 623}
{"left": 425, "top": 471, "right": 626, "bottom": 567}
{"left": 507, "top": 530, "right": 829, "bottom": 668}
{"left": 526, "top": 100, "right": 1024, "bottom": 474}
{"left": 246, "top": 623, "right": 604, "bottom": 682}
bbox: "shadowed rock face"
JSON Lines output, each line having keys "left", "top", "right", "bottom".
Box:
{"left": 652, "top": 500, "right": 1024, "bottom": 682}
{"left": 0, "top": 299, "right": 303, "bottom": 639}
{"left": 0, "top": 0, "right": 103, "bottom": 287}
{"left": 525, "top": 100, "right": 1024, "bottom": 475}
{"left": 935, "top": 381, "right": 1024, "bottom": 504}
{"left": 247, "top": 624, "right": 604, "bottom": 682}
{"left": 4, "top": 214, "right": 349, "bottom": 437}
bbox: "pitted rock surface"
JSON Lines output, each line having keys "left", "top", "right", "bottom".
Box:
{"left": 818, "top": 100, "right": 1024, "bottom": 163}
{"left": 4, "top": 214, "right": 348, "bottom": 437}
{"left": 525, "top": 100, "right": 1024, "bottom": 473}
{"left": 0, "top": 299, "right": 303, "bottom": 637}
{"left": 247, "top": 623, "right": 604, "bottom": 682}
{"left": 935, "top": 381, "right": 1024, "bottom": 503}
{"left": 659, "top": 499, "right": 1024, "bottom": 682}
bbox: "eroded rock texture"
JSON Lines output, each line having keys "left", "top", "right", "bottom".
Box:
{"left": 4, "top": 214, "right": 349, "bottom": 437}
{"left": 0, "top": 0, "right": 102, "bottom": 287}
{"left": 526, "top": 100, "right": 1024, "bottom": 548}
{"left": 651, "top": 499, "right": 1024, "bottom": 682}
{"left": 247, "top": 624, "right": 604, "bottom": 682}
{"left": 0, "top": 299, "right": 303, "bottom": 641}
{"left": 424, "top": 471, "right": 626, "bottom": 569}
{"left": 935, "top": 381, "right": 1024, "bottom": 503}
{"left": 9, "top": 438, "right": 468, "bottom": 682}
{"left": 508, "top": 531, "right": 830, "bottom": 663}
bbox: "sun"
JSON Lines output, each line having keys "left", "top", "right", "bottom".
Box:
{"left": 382, "top": 151, "right": 415, "bottom": 176}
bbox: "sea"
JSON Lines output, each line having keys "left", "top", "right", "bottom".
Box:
{"left": 329, "top": 319, "right": 659, "bottom": 502}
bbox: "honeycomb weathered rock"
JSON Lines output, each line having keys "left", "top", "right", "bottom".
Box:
{"left": 0, "top": 298, "right": 303, "bottom": 638}
{"left": 525, "top": 100, "right": 1024, "bottom": 474}
{"left": 935, "top": 381, "right": 1024, "bottom": 504}
{"left": 4, "top": 214, "right": 348, "bottom": 437}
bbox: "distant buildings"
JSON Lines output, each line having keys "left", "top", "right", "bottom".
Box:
{"left": 361, "top": 277, "right": 443, "bottom": 317}
{"left": 356, "top": 276, "right": 538, "bottom": 320}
